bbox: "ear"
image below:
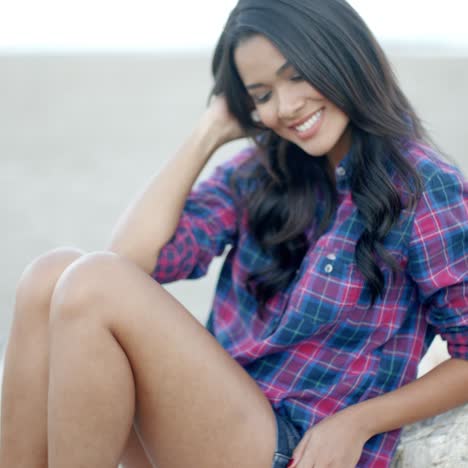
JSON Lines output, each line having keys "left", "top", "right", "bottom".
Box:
{"left": 251, "top": 109, "right": 261, "bottom": 123}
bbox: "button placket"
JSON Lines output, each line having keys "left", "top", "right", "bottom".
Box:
{"left": 324, "top": 251, "right": 337, "bottom": 274}
{"left": 336, "top": 166, "right": 346, "bottom": 177}
{"left": 335, "top": 166, "right": 348, "bottom": 194}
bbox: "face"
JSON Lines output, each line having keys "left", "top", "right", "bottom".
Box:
{"left": 234, "top": 35, "right": 351, "bottom": 167}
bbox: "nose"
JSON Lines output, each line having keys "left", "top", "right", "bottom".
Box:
{"left": 277, "top": 89, "right": 305, "bottom": 121}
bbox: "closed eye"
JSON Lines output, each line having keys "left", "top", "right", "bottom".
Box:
{"left": 251, "top": 72, "right": 303, "bottom": 104}
{"left": 252, "top": 91, "right": 272, "bottom": 104}
{"left": 291, "top": 73, "right": 305, "bottom": 82}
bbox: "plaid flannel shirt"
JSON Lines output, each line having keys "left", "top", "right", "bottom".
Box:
{"left": 152, "top": 141, "right": 468, "bottom": 467}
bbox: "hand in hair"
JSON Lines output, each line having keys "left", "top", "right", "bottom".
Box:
{"left": 198, "top": 94, "right": 246, "bottom": 148}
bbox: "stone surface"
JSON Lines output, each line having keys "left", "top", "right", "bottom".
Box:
{"left": 392, "top": 404, "right": 468, "bottom": 467}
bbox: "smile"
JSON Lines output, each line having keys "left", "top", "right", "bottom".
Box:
{"left": 294, "top": 109, "right": 324, "bottom": 133}
{"left": 288, "top": 108, "right": 325, "bottom": 141}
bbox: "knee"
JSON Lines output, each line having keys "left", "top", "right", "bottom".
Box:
{"left": 49, "top": 251, "right": 127, "bottom": 325}
{"left": 15, "top": 247, "right": 86, "bottom": 323}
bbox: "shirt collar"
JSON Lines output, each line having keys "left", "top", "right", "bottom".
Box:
{"left": 333, "top": 138, "right": 355, "bottom": 189}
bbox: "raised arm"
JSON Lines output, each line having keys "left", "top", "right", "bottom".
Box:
{"left": 106, "top": 96, "right": 244, "bottom": 274}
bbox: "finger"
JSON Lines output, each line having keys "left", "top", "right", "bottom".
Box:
{"left": 294, "top": 449, "right": 316, "bottom": 468}
{"left": 290, "top": 432, "right": 312, "bottom": 467}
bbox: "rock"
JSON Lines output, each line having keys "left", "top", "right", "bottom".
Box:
{"left": 391, "top": 404, "right": 468, "bottom": 467}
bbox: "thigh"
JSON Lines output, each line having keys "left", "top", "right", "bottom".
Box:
{"left": 15, "top": 246, "right": 86, "bottom": 318}
{"left": 12, "top": 247, "right": 153, "bottom": 468}
{"left": 52, "top": 252, "right": 278, "bottom": 468}
{"left": 120, "top": 425, "right": 154, "bottom": 468}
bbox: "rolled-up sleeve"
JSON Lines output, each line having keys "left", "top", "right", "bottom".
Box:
{"left": 408, "top": 168, "right": 468, "bottom": 360}
{"left": 151, "top": 149, "right": 253, "bottom": 283}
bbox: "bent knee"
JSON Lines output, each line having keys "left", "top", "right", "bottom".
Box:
{"left": 15, "top": 247, "right": 86, "bottom": 320}
{"left": 50, "top": 251, "right": 129, "bottom": 323}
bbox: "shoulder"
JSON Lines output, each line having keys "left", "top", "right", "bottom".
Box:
{"left": 192, "top": 145, "right": 262, "bottom": 203}
{"left": 210, "top": 145, "right": 263, "bottom": 197}
{"left": 403, "top": 141, "right": 467, "bottom": 244}
{"left": 217, "top": 145, "right": 261, "bottom": 174}
{"left": 196, "top": 145, "right": 260, "bottom": 186}
{"left": 403, "top": 143, "right": 467, "bottom": 301}
{"left": 404, "top": 141, "right": 466, "bottom": 192}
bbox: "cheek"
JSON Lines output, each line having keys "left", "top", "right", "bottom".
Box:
{"left": 333, "top": 110, "right": 350, "bottom": 133}
{"left": 330, "top": 104, "right": 348, "bottom": 122}
{"left": 258, "top": 106, "right": 279, "bottom": 129}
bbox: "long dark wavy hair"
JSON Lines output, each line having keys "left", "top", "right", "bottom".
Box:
{"left": 211, "top": 0, "right": 430, "bottom": 308}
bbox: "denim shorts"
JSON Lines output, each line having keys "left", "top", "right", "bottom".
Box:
{"left": 272, "top": 411, "right": 301, "bottom": 468}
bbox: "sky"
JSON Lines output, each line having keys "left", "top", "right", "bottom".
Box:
{"left": 0, "top": 0, "right": 467, "bottom": 52}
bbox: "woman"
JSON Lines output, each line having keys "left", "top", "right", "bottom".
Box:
{"left": 1, "top": 1, "right": 467, "bottom": 467}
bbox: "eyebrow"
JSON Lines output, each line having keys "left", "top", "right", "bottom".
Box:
{"left": 245, "top": 61, "right": 293, "bottom": 90}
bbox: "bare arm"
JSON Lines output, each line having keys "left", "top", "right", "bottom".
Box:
{"left": 106, "top": 96, "right": 244, "bottom": 274}
{"left": 347, "top": 357, "right": 468, "bottom": 437}
{"left": 292, "top": 358, "right": 468, "bottom": 467}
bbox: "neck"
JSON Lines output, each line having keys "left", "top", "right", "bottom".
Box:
{"left": 327, "top": 126, "right": 353, "bottom": 168}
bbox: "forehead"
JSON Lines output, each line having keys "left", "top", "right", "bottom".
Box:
{"left": 234, "top": 35, "right": 288, "bottom": 83}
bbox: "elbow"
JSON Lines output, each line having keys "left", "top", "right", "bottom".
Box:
{"left": 105, "top": 243, "right": 159, "bottom": 276}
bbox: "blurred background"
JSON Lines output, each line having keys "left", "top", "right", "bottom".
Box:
{"left": 1, "top": 0, "right": 467, "bottom": 373}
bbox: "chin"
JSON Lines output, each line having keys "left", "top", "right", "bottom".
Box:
{"left": 304, "top": 148, "right": 328, "bottom": 157}
{"left": 297, "top": 142, "right": 329, "bottom": 158}
{"left": 278, "top": 137, "right": 323, "bottom": 156}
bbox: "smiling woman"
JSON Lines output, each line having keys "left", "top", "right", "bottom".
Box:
{"left": 234, "top": 37, "right": 351, "bottom": 167}
{"left": 0, "top": 1, "right": 467, "bottom": 468}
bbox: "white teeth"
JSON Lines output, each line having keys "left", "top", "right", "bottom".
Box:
{"left": 295, "top": 110, "right": 323, "bottom": 132}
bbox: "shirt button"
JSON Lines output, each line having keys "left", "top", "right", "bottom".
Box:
{"left": 336, "top": 167, "right": 346, "bottom": 177}
{"left": 324, "top": 264, "right": 334, "bottom": 274}
{"left": 326, "top": 253, "right": 337, "bottom": 261}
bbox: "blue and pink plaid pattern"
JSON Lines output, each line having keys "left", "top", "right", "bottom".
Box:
{"left": 152, "top": 142, "right": 468, "bottom": 467}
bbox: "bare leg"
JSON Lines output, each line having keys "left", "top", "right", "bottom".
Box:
{"left": 0, "top": 248, "right": 84, "bottom": 468}
{"left": 0, "top": 248, "right": 152, "bottom": 468}
{"left": 120, "top": 426, "right": 154, "bottom": 468}
{"left": 48, "top": 252, "right": 277, "bottom": 468}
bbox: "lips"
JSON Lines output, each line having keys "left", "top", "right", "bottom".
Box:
{"left": 287, "top": 108, "right": 324, "bottom": 129}
{"left": 288, "top": 107, "right": 325, "bottom": 141}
